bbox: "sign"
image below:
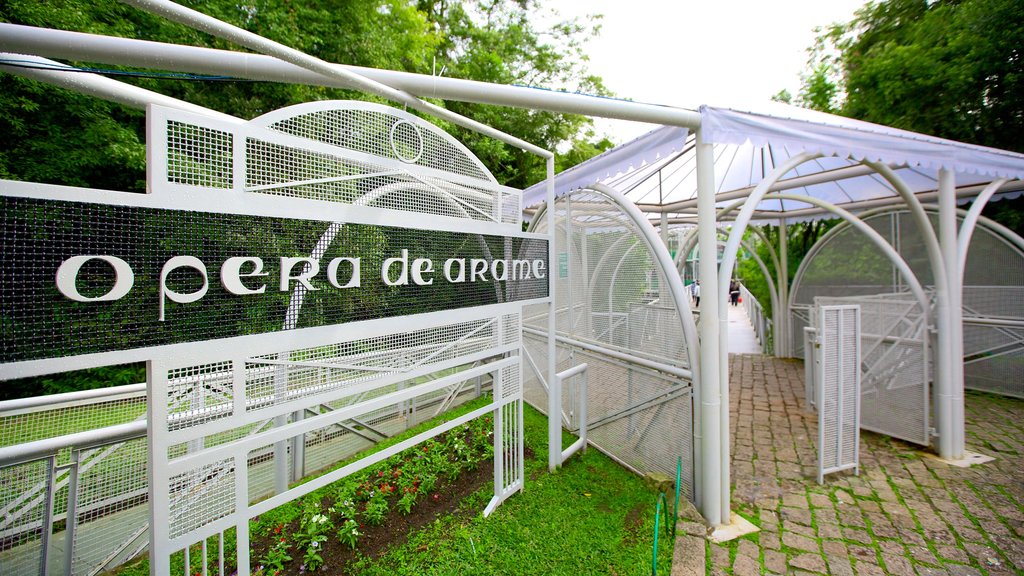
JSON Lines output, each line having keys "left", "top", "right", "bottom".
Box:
{"left": 0, "top": 196, "right": 547, "bottom": 364}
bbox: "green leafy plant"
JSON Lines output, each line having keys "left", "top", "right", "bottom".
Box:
{"left": 295, "top": 510, "right": 333, "bottom": 572}
{"left": 337, "top": 518, "right": 361, "bottom": 550}
{"left": 397, "top": 490, "right": 417, "bottom": 515}
{"left": 363, "top": 494, "right": 389, "bottom": 526}
{"left": 259, "top": 536, "right": 292, "bottom": 575}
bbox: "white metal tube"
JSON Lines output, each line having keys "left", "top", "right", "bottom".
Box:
{"left": 546, "top": 156, "right": 559, "bottom": 473}
{"left": 521, "top": 326, "right": 694, "bottom": 380}
{"left": 758, "top": 194, "right": 931, "bottom": 313}
{"left": 778, "top": 219, "right": 789, "bottom": 357}
{"left": 957, "top": 178, "right": 1010, "bottom": 280}
{"left": 0, "top": 420, "right": 147, "bottom": 467}
{"left": 0, "top": 382, "right": 146, "bottom": 412}
{"left": 0, "top": 23, "right": 703, "bottom": 129}
{"left": 117, "top": 0, "right": 550, "bottom": 157}
{"left": 937, "top": 169, "right": 965, "bottom": 459}
{"left": 694, "top": 128, "right": 722, "bottom": 525}
{"left": 0, "top": 53, "right": 239, "bottom": 122}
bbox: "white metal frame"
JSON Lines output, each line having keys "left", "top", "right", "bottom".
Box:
{"left": 814, "top": 305, "right": 861, "bottom": 485}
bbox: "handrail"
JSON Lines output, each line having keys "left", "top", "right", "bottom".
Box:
{"left": 0, "top": 420, "right": 147, "bottom": 467}
{"left": 0, "top": 383, "right": 146, "bottom": 413}
{"left": 548, "top": 363, "right": 588, "bottom": 472}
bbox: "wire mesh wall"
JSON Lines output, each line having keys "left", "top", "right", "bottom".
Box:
{"left": 1, "top": 99, "right": 541, "bottom": 576}
{"left": 523, "top": 188, "right": 695, "bottom": 500}
{"left": 790, "top": 207, "right": 1024, "bottom": 399}
{"left": 814, "top": 294, "right": 931, "bottom": 446}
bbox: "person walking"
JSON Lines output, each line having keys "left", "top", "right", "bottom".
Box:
{"left": 693, "top": 280, "right": 700, "bottom": 307}
{"left": 729, "top": 279, "right": 740, "bottom": 307}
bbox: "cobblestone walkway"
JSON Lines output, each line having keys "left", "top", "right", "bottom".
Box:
{"left": 711, "top": 354, "right": 1024, "bottom": 575}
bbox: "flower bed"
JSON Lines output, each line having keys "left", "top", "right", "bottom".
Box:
{"left": 250, "top": 413, "right": 496, "bottom": 575}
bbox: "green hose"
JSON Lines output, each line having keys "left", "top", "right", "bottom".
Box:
{"left": 652, "top": 457, "right": 684, "bottom": 575}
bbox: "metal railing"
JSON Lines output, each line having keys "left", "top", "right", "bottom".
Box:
{"left": 547, "top": 363, "right": 588, "bottom": 472}
{"left": 0, "top": 359, "right": 492, "bottom": 576}
{"left": 739, "top": 284, "right": 773, "bottom": 354}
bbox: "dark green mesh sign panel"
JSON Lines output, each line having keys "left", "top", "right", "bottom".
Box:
{"left": 0, "top": 197, "right": 547, "bottom": 362}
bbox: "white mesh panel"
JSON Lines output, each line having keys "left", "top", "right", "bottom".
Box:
{"left": 817, "top": 305, "right": 860, "bottom": 482}
{"left": 524, "top": 187, "right": 694, "bottom": 498}
{"left": 791, "top": 207, "right": 1024, "bottom": 399}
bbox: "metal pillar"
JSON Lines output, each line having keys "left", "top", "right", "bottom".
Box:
{"left": 695, "top": 128, "right": 724, "bottom": 526}
{"left": 778, "top": 218, "right": 789, "bottom": 357}
{"left": 937, "top": 169, "right": 965, "bottom": 459}
{"left": 546, "top": 156, "right": 560, "bottom": 473}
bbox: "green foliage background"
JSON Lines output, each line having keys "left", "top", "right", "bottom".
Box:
{"left": 0, "top": 0, "right": 612, "bottom": 191}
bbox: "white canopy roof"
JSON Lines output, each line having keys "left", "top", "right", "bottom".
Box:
{"left": 523, "top": 103, "right": 1024, "bottom": 216}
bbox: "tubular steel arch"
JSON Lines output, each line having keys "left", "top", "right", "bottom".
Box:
{"left": 791, "top": 206, "right": 1024, "bottom": 399}
{"left": 523, "top": 184, "right": 700, "bottom": 503}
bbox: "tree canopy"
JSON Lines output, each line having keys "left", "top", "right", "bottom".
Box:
{"left": 0, "top": 0, "right": 611, "bottom": 190}
{"left": 785, "top": 0, "right": 1023, "bottom": 153}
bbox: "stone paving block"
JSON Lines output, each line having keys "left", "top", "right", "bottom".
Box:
{"left": 781, "top": 507, "right": 814, "bottom": 527}
{"left": 914, "top": 565, "right": 949, "bottom": 575}
{"left": 841, "top": 525, "right": 874, "bottom": 545}
{"left": 781, "top": 530, "right": 819, "bottom": 553}
{"left": 826, "top": 554, "right": 855, "bottom": 576}
{"left": 789, "top": 553, "right": 828, "bottom": 574}
{"left": 758, "top": 530, "right": 781, "bottom": 551}
{"left": 881, "top": 552, "right": 915, "bottom": 574}
{"left": 852, "top": 560, "right": 887, "bottom": 576}
{"left": 763, "top": 549, "right": 786, "bottom": 573}
{"left": 782, "top": 518, "right": 815, "bottom": 537}
{"left": 731, "top": 552, "right": 760, "bottom": 576}
{"left": 943, "top": 564, "right": 983, "bottom": 576}
{"left": 909, "top": 544, "right": 941, "bottom": 566}
{"left": 816, "top": 522, "right": 842, "bottom": 539}
{"left": 808, "top": 492, "right": 832, "bottom": 508}
{"left": 936, "top": 544, "right": 969, "bottom": 564}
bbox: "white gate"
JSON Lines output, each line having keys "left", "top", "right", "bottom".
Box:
{"left": 814, "top": 294, "right": 931, "bottom": 446}
{"left": 813, "top": 305, "right": 861, "bottom": 484}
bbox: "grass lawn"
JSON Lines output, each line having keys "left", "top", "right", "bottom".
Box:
{"left": 111, "top": 398, "right": 675, "bottom": 576}
{"left": 345, "top": 403, "right": 675, "bottom": 575}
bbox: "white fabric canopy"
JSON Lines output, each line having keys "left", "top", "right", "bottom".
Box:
{"left": 702, "top": 103, "right": 1024, "bottom": 181}
{"left": 523, "top": 103, "right": 1024, "bottom": 211}
{"left": 521, "top": 125, "right": 687, "bottom": 206}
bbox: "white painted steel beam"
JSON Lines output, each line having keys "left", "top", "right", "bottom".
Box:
{"left": 937, "top": 169, "right": 965, "bottom": 459}
{"left": 0, "top": 53, "right": 240, "bottom": 122}
{"left": 694, "top": 128, "right": 723, "bottom": 526}
{"left": 117, "top": 0, "right": 550, "bottom": 158}
{"left": 957, "top": 179, "right": 1011, "bottom": 280}
{"left": 0, "top": 23, "right": 702, "bottom": 129}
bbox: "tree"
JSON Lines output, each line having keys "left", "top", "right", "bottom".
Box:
{"left": 417, "top": 0, "right": 610, "bottom": 187}
{"left": 787, "top": 0, "right": 1024, "bottom": 235}
{"left": 794, "top": 0, "right": 1024, "bottom": 152}
{"left": 0, "top": 0, "right": 611, "bottom": 190}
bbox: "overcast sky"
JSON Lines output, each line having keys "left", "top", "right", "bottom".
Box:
{"left": 545, "top": 0, "right": 867, "bottom": 143}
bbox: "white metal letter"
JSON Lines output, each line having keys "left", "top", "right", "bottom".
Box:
{"left": 326, "top": 257, "right": 361, "bottom": 289}
{"left": 382, "top": 249, "right": 409, "bottom": 286}
{"left": 411, "top": 257, "right": 435, "bottom": 285}
{"left": 159, "top": 256, "right": 209, "bottom": 321}
{"left": 55, "top": 255, "right": 134, "bottom": 302}
{"left": 279, "top": 257, "right": 321, "bottom": 292}
{"left": 221, "top": 257, "right": 267, "bottom": 295}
